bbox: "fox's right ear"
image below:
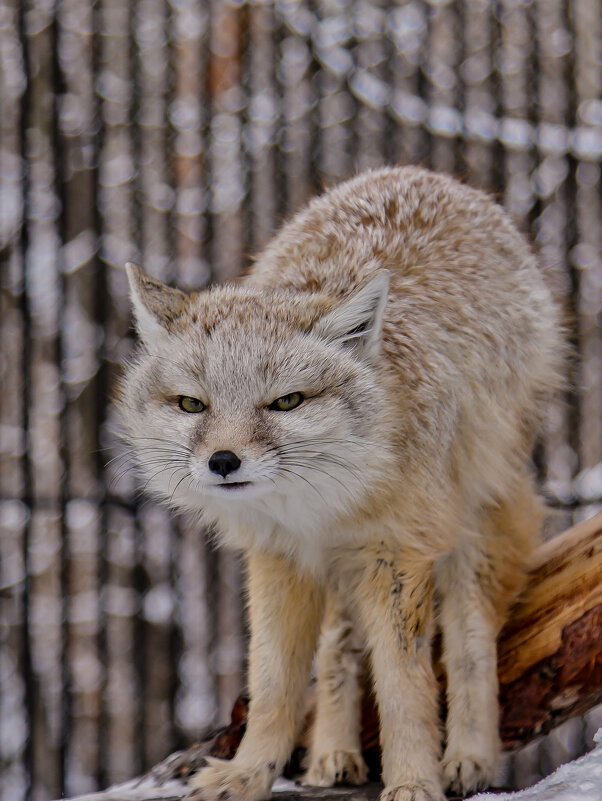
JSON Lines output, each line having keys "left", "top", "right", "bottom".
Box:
{"left": 125, "top": 263, "right": 188, "bottom": 344}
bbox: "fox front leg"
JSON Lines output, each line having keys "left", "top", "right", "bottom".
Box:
{"left": 352, "top": 548, "right": 444, "bottom": 801}
{"left": 188, "top": 550, "right": 324, "bottom": 801}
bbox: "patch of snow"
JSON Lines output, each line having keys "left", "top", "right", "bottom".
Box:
{"left": 473, "top": 728, "right": 602, "bottom": 800}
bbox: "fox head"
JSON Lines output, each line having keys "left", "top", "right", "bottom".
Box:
{"left": 117, "top": 263, "right": 394, "bottom": 547}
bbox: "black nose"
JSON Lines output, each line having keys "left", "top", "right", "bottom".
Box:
{"left": 208, "top": 450, "right": 241, "bottom": 478}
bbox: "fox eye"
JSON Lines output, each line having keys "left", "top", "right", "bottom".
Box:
{"left": 269, "top": 392, "right": 304, "bottom": 411}
{"left": 178, "top": 395, "right": 206, "bottom": 413}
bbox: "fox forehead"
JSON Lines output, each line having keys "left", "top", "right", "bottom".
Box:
{"left": 153, "top": 310, "right": 344, "bottom": 400}
{"left": 158, "top": 324, "right": 352, "bottom": 403}
{"left": 185, "top": 284, "right": 329, "bottom": 335}
{"left": 150, "top": 287, "right": 352, "bottom": 394}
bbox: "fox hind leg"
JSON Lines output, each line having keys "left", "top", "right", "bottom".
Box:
{"left": 303, "top": 588, "right": 368, "bottom": 787}
{"left": 438, "top": 482, "right": 542, "bottom": 795}
{"left": 438, "top": 555, "right": 502, "bottom": 795}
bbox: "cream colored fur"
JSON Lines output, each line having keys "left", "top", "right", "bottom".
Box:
{"left": 117, "top": 167, "right": 565, "bottom": 801}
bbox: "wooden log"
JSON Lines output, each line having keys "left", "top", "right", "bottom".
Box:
{"left": 498, "top": 510, "right": 602, "bottom": 746}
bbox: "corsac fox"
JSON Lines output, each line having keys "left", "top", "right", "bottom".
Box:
{"left": 118, "top": 167, "right": 564, "bottom": 801}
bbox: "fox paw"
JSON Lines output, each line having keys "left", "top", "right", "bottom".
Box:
{"left": 186, "top": 757, "right": 275, "bottom": 801}
{"left": 303, "top": 749, "right": 368, "bottom": 786}
{"left": 442, "top": 751, "right": 497, "bottom": 795}
{"left": 380, "top": 782, "right": 445, "bottom": 801}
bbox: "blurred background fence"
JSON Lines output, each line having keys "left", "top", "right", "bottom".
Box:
{"left": 1, "top": 1, "right": 601, "bottom": 799}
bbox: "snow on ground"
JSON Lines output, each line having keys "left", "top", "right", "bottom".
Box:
{"left": 472, "top": 728, "right": 602, "bottom": 800}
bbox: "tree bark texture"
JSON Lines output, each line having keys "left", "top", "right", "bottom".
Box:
{"left": 497, "top": 510, "right": 602, "bottom": 746}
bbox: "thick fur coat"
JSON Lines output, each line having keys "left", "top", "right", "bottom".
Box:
{"left": 118, "top": 167, "right": 564, "bottom": 801}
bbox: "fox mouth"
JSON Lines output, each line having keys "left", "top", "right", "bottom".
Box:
{"left": 215, "top": 481, "right": 252, "bottom": 490}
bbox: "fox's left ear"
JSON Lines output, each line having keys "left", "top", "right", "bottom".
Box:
{"left": 125, "top": 262, "right": 188, "bottom": 345}
{"left": 313, "top": 271, "right": 389, "bottom": 359}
